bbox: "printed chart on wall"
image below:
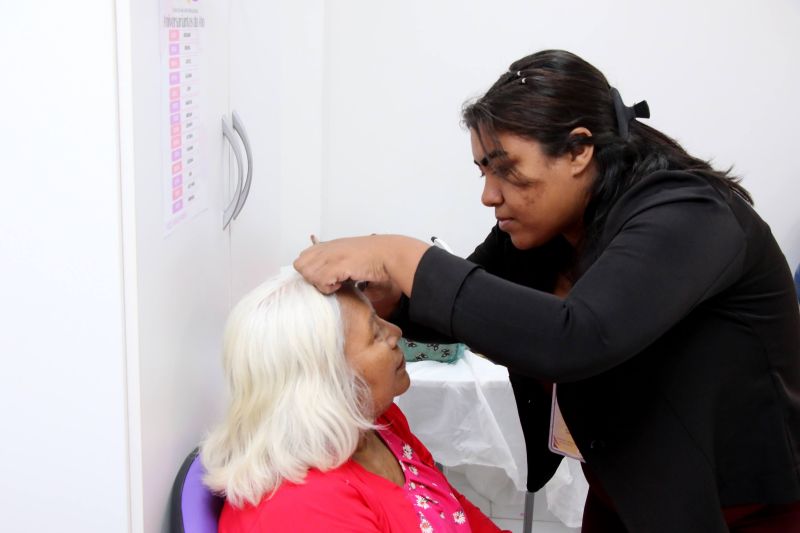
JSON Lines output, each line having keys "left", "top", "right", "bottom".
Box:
{"left": 160, "top": 0, "right": 207, "bottom": 234}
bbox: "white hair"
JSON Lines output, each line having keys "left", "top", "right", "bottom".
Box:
{"left": 200, "top": 270, "right": 376, "bottom": 507}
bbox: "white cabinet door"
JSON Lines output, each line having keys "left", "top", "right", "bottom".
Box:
{"left": 124, "top": 1, "right": 232, "bottom": 532}
{"left": 228, "top": 0, "right": 325, "bottom": 303}
{"left": 227, "top": 0, "right": 284, "bottom": 302}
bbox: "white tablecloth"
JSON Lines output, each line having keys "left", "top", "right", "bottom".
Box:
{"left": 395, "top": 351, "right": 588, "bottom": 528}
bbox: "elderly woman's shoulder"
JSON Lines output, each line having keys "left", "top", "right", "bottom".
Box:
{"left": 221, "top": 463, "right": 383, "bottom": 530}
{"left": 269, "top": 463, "right": 367, "bottom": 501}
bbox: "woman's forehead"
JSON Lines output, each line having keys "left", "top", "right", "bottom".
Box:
{"left": 337, "top": 288, "right": 373, "bottom": 323}
{"left": 470, "top": 128, "right": 496, "bottom": 158}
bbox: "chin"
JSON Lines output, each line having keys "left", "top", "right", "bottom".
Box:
{"left": 396, "top": 372, "right": 411, "bottom": 396}
{"left": 508, "top": 233, "right": 539, "bottom": 251}
{"left": 507, "top": 227, "right": 556, "bottom": 250}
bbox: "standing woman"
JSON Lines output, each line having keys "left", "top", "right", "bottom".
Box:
{"left": 294, "top": 50, "right": 800, "bottom": 532}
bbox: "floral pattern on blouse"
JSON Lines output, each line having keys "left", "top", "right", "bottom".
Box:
{"left": 403, "top": 444, "right": 414, "bottom": 460}
{"left": 416, "top": 494, "right": 431, "bottom": 509}
{"left": 377, "top": 426, "right": 470, "bottom": 532}
{"left": 420, "top": 513, "right": 434, "bottom": 533}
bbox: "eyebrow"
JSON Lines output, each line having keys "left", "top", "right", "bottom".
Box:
{"left": 474, "top": 150, "right": 507, "bottom": 167}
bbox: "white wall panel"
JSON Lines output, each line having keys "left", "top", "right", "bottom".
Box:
{"left": 0, "top": 2, "right": 129, "bottom": 531}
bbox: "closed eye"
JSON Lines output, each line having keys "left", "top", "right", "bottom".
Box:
{"left": 370, "top": 315, "right": 385, "bottom": 342}
{"left": 474, "top": 150, "right": 506, "bottom": 179}
{"left": 476, "top": 161, "right": 515, "bottom": 181}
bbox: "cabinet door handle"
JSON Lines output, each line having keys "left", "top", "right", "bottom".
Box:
{"left": 231, "top": 110, "right": 252, "bottom": 220}
{"left": 221, "top": 116, "right": 244, "bottom": 229}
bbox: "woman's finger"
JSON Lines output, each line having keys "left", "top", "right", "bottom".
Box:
{"left": 294, "top": 243, "right": 346, "bottom": 293}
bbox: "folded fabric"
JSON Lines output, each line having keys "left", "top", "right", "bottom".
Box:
{"left": 399, "top": 338, "right": 465, "bottom": 364}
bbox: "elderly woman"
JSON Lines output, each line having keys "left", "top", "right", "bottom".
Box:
{"left": 201, "top": 271, "right": 506, "bottom": 532}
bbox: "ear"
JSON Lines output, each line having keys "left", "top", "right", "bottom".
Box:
{"left": 567, "top": 127, "right": 594, "bottom": 177}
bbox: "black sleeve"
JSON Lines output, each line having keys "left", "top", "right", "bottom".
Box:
{"left": 389, "top": 228, "right": 506, "bottom": 342}
{"left": 408, "top": 173, "right": 747, "bottom": 382}
{"left": 392, "top": 226, "right": 566, "bottom": 340}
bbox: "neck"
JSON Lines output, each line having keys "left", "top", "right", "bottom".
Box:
{"left": 351, "top": 430, "right": 405, "bottom": 487}
{"left": 353, "top": 429, "right": 379, "bottom": 457}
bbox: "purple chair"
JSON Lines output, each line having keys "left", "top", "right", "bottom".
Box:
{"left": 170, "top": 448, "right": 224, "bottom": 533}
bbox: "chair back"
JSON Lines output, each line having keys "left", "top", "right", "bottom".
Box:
{"left": 170, "top": 448, "right": 225, "bottom": 533}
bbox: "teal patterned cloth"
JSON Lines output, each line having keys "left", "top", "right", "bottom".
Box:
{"left": 399, "top": 338, "right": 465, "bottom": 363}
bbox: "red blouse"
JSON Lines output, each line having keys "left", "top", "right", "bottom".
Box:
{"left": 218, "top": 403, "right": 507, "bottom": 533}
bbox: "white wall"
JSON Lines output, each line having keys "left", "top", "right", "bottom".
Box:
{"left": 276, "top": 0, "right": 325, "bottom": 265}
{"left": 321, "top": 0, "right": 800, "bottom": 270}
{"left": 0, "top": 2, "right": 129, "bottom": 532}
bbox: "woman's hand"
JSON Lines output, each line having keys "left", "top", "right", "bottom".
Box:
{"left": 293, "top": 235, "right": 429, "bottom": 296}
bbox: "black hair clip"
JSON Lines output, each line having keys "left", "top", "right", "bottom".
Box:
{"left": 610, "top": 87, "right": 650, "bottom": 140}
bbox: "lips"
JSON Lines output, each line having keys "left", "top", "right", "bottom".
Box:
{"left": 497, "top": 217, "right": 513, "bottom": 231}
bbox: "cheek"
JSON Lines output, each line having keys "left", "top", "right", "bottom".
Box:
{"left": 357, "top": 352, "right": 397, "bottom": 389}
{"left": 506, "top": 187, "right": 540, "bottom": 218}
{"left": 347, "top": 355, "right": 378, "bottom": 393}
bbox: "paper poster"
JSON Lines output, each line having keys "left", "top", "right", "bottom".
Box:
{"left": 161, "top": 0, "right": 207, "bottom": 234}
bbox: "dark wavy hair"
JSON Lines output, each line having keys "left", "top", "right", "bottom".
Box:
{"left": 462, "top": 49, "right": 751, "bottom": 245}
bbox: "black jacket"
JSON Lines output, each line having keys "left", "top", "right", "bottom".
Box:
{"left": 403, "top": 171, "right": 800, "bottom": 532}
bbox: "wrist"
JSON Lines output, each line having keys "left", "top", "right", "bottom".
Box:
{"left": 378, "top": 235, "right": 429, "bottom": 296}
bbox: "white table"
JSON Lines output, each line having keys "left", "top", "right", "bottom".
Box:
{"left": 395, "top": 351, "right": 588, "bottom": 529}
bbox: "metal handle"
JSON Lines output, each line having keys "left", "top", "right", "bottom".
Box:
{"left": 221, "top": 116, "right": 244, "bottom": 229}
{"left": 231, "top": 111, "right": 253, "bottom": 220}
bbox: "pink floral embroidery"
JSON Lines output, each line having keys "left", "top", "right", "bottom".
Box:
{"left": 377, "top": 419, "right": 467, "bottom": 533}
{"left": 419, "top": 515, "right": 433, "bottom": 533}
{"left": 403, "top": 444, "right": 413, "bottom": 460}
{"left": 415, "top": 494, "right": 430, "bottom": 509}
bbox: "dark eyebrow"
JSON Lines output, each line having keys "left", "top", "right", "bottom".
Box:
{"left": 473, "top": 150, "right": 507, "bottom": 167}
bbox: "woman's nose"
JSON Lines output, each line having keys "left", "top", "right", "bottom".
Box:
{"left": 387, "top": 321, "right": 402, "bottom": 339}
{"left": 382, "top": 319, "right": 403, "bottom": 342}
{"left": 481, "top": 175, "right": 502, "bottom": 207}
